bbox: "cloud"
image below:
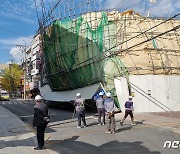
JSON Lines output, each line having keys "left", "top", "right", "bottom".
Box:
{"left": 1, "top": 13, "right": 36, "bottom": 24}
{"left": 0, "top": 0, "right": 37, "bottom": 24}
{"left": 149, "top": 0, "right": 180, "bottom": 17}
{"left": 0, "top": 35, "right": 33, "bottom": 63}
{"left": 0, "top": 45, "right": 12, "bottom": 50}
{"left": 0, "top": 36, "right": 33, "bottom": 46}
{"left": 9, "top": 47, "right": 24, "bottom": 64}
{"left": 0, "top": 0, "right": 55, "bottom": 24}
{"left": 101, "top": 0, "right": 179, "bottom": 17}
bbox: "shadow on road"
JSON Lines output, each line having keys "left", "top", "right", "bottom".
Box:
{"left": 115, "top": 126, "right": 132, "bottom": 133}
{"left": 46, "top": 135, "right": 161, "bottom": 154}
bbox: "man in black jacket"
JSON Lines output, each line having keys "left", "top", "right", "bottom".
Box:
{"left": 33, "top": 95, "right": 49, "bottom": 150}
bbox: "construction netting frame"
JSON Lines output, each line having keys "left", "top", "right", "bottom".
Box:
{"left": 42, "top": 11, "right": 129, "bottom": 108}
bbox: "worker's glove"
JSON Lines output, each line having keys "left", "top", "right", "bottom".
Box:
{"left": 44, "top": 117, "right": 50, "bottom": 123}
{"left": 108, "top": 112, "right": 112, "bottom": 117}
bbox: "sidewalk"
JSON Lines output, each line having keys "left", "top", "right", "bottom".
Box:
{"left": 134, "top": 111, "right": 180, "bottom": 134}
{"left": 44, "top": 111, "right": 180, "bottom": 154}
{"left": 116, "top": 111, "right": 180, "bottom": 134}
{"left": 0, "top": 105, "right": 48, "bottom": 154}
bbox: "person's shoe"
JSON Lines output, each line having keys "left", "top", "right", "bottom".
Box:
{"left": 106, "top": 131, "right": 112, "bottom": 134}
{"left": 82, "top": 125, "right": 87, "bottom": 128}
{"left": 102, "top": 123, "right": 105, "bottom": 125}
{"left": 77, "top": 126, "right": 81, "bottom": 128}
{"left": 131, "top": 123, "right": 135, "bottom": 126}
{"left": 120, "top": 122, "right": 123, "bottom": 126}
{"left": 34, "top": 147, "right": 43, "bottom": 150}
{"left": 98, "top": 123, "right": 101, "bottom": 125}
{"left": 112, "top": 131, "right": 115, "bottom": 134}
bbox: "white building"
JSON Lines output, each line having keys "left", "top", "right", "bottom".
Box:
{"left": 22, "top": 34, "right": 42, "bottom": 97}
{"left": 29, "top": 34, "right": 42, "bottom": 90}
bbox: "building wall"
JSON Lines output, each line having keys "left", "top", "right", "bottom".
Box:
{"left": 114, "top": 77, "right": 129, "bottom": 110}
{"left": 128, "top": 75, "right": 180, "bottom": 112}
{"left": 31, "top": 34, "right": 41, "bottom": 77}
{"left": 31, "top": 34, "right": 41, "bottom": 88}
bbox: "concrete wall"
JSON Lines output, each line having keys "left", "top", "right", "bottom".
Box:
{"left": 128, "top": 75, "right": 180, "bottom": 112}
{"left": 114, "top": 77, "right": 129, "bottom": 110}
{"left": 40, "top": 75, "right": 180, "bottom": 112}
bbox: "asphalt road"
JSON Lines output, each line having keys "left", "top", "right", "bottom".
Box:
{"left": 0, "top": 99, "right": 180, "bottom": 154}
{"left": 0, "top": 99, "right": 94, "bottom": 126}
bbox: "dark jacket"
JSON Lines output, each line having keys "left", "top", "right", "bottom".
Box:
{"left": 125, "top": 101, "right": 133, "bottom": 111}
{"left": 33, "top": 102, "right": 49, "bottom": 127}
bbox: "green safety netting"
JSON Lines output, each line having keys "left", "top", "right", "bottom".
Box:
{"left": 43, "top": 12, "right": 129, "bottom": 109}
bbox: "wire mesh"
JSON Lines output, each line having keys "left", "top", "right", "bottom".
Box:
{"left": 36, "top": 0, "right": 180, "bottom": 109}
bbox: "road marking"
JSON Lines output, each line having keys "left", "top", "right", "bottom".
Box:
{"left": 19, "top": 115, "right": 34, "bottom": 118}
{"left": 172, "top": 129, "right": 180, "bottom": 134}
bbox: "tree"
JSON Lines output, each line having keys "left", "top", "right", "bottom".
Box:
{"left": 0, "top": 64, "right": 23, "bottom": 97}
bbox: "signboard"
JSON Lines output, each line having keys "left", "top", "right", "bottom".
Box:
{"left": 92, "top": 89, "right": 106, "bottom": 100}
{"left": 31, "top": 69, "right": 39, "bottom": 75}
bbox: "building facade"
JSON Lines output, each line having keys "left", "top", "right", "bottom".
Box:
{"left": 22, "top": 34, "right": 42, "bottom": 99}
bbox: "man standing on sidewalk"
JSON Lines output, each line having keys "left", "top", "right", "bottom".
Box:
{"left": 33, "top": 95, "right": 49, "bottom": 150}
{"left": 104, "top": 92, "right": 116, "bottom": 134}
{"left": 96, "top": 92, "right": 105, "bottom": 125}
{"left": 74, "top": 93, "right": 87, "bottom": 128}
{"left": 120, "top": 96, "right": 135, "bottom": 126}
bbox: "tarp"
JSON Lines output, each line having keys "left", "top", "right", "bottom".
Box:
{"left": 39, "top": 83, "right": 100, "bottom": 102}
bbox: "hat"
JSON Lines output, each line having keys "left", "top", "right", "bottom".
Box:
{"left": 129, "top": 96, "right": 133, "bottom": 99}
{"left": 106, "top": 92, "right": 111, "bottom": 97}
{"left": 99, "top": 92, "right": 103, "bottom": 96}
{"left": 35, "top": 95, "right": 42, "bottom": 101}
{"left": 76, "top": 93, "right": 81, "bottom": 97}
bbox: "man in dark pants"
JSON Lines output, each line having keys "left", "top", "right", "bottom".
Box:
{"left": 33, "top": 95, "right": 49, "bottom": 150}
{"left": 96, "top": 92, "right": 105, "bottom": 125}
{"left": 74, "top": 93, "right": 87, "bottom": 128}
{"left": 120, "top": 96, "right": 135, "bottom": 126}
{"left": 104, "top": 92, "right": 116, "bottom": 134}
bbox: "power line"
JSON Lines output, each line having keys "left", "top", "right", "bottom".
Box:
{"left": 130, "top": 82, "right": 172, "bottom": 111}
{"left": 106, "top": 74, "right": 172, "bottom": 112}
{"left": 52, "top": 23, "right": 179, "bottom": 76}
{"left": 34, "top": 0, "right": 39, "bottom": 23}
{"left": 45, "top": 12, "right": 180, "bottom": 77}
{"left": 47, "top": 23, "right": 179, "bottom": 78}
{"left": 0, "top": 26, "right": 24, "bottom": 37}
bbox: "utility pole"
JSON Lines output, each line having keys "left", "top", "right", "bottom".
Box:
{"left": 9, "top": 59, "right": 15, "bottom": 98}
{"left": 16, "top": 44, "right": 26, "bottom": 100}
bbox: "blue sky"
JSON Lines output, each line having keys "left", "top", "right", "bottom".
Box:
{"left": 0, "top": 0, "right": 179, "bottom": 64}
{"left": 0, "top": 0, "right": 39, "bottom": 64}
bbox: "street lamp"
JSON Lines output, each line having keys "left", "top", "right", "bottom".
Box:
{"left": 16, "top": 44, "right": 26, "bottom": 100}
